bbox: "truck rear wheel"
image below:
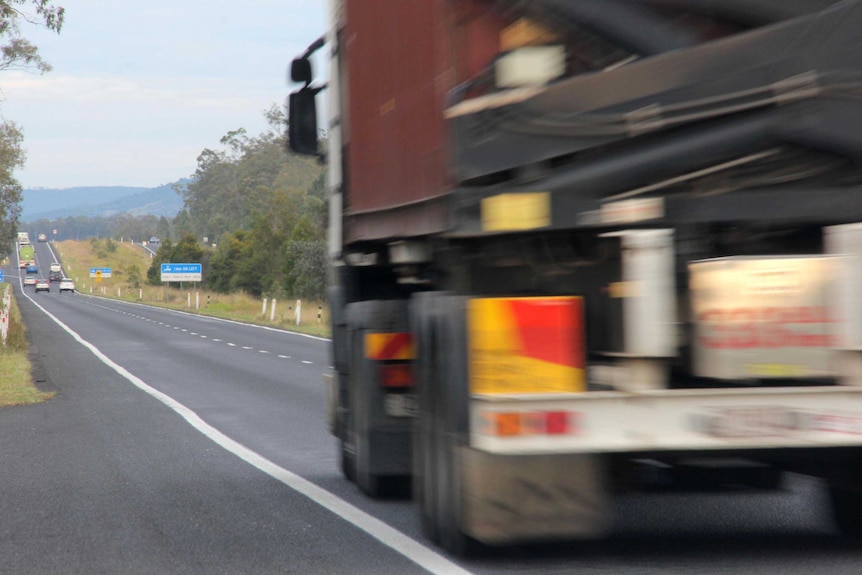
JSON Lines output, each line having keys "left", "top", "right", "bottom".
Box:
{"left": 339, "top": 437, "right": 356, "bottom": 483}
{"left": 350, "top": 327, "right": 384, "bottom": 497}
{"left": 412, "top": 293, "right": 439, "bottom": 543}
{"left": 345, "top": 300, "right": 413, "bottom": 498}
{"left": 830, "top": 486, "right": 862, "bottom": 537}
{"left": 413, "top": 294, "right": 479, "bottom": 556}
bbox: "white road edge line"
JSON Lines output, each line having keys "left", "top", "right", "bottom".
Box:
{"left": 21, "top": 292, "right": 473, "bottom": 575}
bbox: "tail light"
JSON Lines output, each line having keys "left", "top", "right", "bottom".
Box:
{"left": 380, "top": 363, "right": 413, "bottom": 388}
{"left": 480, "top": 410, "right": 578, "bottom": 437}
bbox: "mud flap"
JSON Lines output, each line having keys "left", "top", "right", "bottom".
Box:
{"left": 461, "top": 449, "right": 611, "bottom": 545}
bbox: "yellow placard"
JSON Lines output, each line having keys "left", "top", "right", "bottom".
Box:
{"left": 468, "top": 297, "right": 584, "bottom": 394}
{"left": 481, "top": 193, "right": 550, "bottom": 232}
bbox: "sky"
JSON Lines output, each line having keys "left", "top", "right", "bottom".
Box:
{"left": 0, "top": 0, "right": 327, "bottom": 189}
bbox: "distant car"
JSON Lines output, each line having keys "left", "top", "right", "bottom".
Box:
{"left": 19, "top": 260, "right": 27, "bottom": 269}
{"left": 58, "top": 278, "right": 75, "bottom": 293}
{"left": 26, "top": 264, "right": 37, "bottom": 274}
{"left": 35, "top": 279, "right": 49, "bottom": 293}
{"left": 49, "top": 271, "right": 62, "bottom": 282}
{"left": 149, "top": 236, "right": 159, "bottom": 244}
{"left": 37, "top": 233, "right": 47, "bottom": 242}
{"left": 23, "top": 276, "right": 36, "bottom": 286}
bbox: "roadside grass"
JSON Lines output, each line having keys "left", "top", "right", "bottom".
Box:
{"left": 0, "top": 285, "right": 56, "bottom": 407}
{"left": 54, "top": 239, "right": 331, "bottom": 338}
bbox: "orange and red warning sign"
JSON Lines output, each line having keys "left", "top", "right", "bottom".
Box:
{"left": 365, "top": 332, "right": 415, "bottom": 361}
{"left": 468, "top": 296, "right": 585, "bottom": 394}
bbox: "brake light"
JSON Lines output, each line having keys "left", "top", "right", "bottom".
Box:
{"left": 481, "top": 410, "right": 577, "bottom": 436}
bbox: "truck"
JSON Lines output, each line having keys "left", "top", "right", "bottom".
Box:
{"left": 49, "top": 263, "right": 62, "bottom": 282}
{"left": 19, "top": 243, "right": 34, "bottom": 268}
{"left": 289, "top": 0, "right": 862, "bottom": 554}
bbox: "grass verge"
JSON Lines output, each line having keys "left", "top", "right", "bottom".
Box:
{"left": 55, "top": 239, "right": 331, "bottom": 338}
{"left": 0, "top": 285, "right": 55, "bottom": 407}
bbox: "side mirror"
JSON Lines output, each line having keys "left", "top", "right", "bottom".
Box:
{"left": 291, "top": 57, "right": 313, "bottom": 86}
{"left": 288, "top": 88, "right": 319, "bottom": 155}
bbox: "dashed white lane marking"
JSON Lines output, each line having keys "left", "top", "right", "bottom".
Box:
{"left": 23, "top": 296, "right": 473, "bottom": 575}
{"left": 70, "top": 297, "right": 328, "bottom": 381}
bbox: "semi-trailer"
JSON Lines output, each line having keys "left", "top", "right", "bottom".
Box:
{"left": 289, "top": 0, "right": 862, "bottom": 554}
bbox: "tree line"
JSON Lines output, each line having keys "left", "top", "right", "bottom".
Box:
{"left": 0, "top": 3, "right": 328, "bottom": 301}
{"left": 25, "top": 107, "right": 327, "bottom": 300}
{"left": 140, "top": 106, "right": 326, "bottom": 300}
{"left": 0, "top": 1, "right": 65, "bottom": 260}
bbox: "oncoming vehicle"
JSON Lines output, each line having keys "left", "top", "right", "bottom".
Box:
{"left": 149, "top": 236, "right": 159, "bottom": 245}
{"left": 23, "top": 276, "right": 36, "bottom": 287}
{"left": 34, "top": 279, "right": 49, "bottom": 293}
{"left": 58, "top": 278, "right": 75, "bottom": 293}
{"left": 37, "top": 233, "right": 47, "bottom": 242}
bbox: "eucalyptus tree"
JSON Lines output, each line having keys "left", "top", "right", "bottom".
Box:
{"left": 0, "top": 0, "right": 64, "bottom": 258}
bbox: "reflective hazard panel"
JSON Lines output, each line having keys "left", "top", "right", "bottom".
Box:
{"left": 481, "top": 192, "right": 550, "bottom": 232}
{"left": 468, "top": 296, "right": 585, "bottom": 394}
{"left": 365, "top": 332, "right": 415, "bottom": 361}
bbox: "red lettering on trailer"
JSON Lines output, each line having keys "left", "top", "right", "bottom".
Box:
{"left": 698, "top": 306, "right": 835, "bottom": 350}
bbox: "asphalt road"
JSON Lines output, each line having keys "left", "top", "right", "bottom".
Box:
{"left": 2, "top": 241, "right": 862, "bottom": 574}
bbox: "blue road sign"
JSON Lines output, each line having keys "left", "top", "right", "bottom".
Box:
{"left": 89, "top": 267, "right": 112, "bottom": 278}
{"left": 161, "top": 263, "right": 202, "bottom": 282}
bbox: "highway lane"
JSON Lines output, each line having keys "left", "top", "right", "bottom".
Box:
{"left": 6, "top": 243, "right": 862, "bottom": 573}
{"left": 6, "top": 247, "right": 466, "bottom": 575}
{"left": 5, "top": 286, "right": 439, "bottom": 574}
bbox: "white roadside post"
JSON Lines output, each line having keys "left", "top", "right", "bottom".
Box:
{"left": 296, "top": 299, "right": 302, "bottom": 325}
{"left": 160, "top": 264, "right": 202, "bottom": 306}
{"left": 262, "top": 298, "right": 268, "bottom": 317}
{"left": 270, "top": 298, "right": 277, "bottom": 321}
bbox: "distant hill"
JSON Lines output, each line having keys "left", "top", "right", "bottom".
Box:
{"left": 21, "top": 182, "right": 187, "bottom": 222}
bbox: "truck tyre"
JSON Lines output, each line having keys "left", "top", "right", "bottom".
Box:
{"left": 351, "top": 327, "right": 384, "bottom": 497}
{"left": 414, "top": 294, "right": 479, "bottom": 556}
{"left": 339, "top": 438, "right": 356, "bottom": 483}
{"left": 412, "top": 293, "right": 439, "bottom": 543}
{"left": 345, "top": 300, "right": 413, "bottom": 498}
{"left": 830, "top": 486, "right": 862, "bottom": 537}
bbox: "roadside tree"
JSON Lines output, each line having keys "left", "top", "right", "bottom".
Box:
{"left": 0, "top": 0, "right": 65, "bottom": 259}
